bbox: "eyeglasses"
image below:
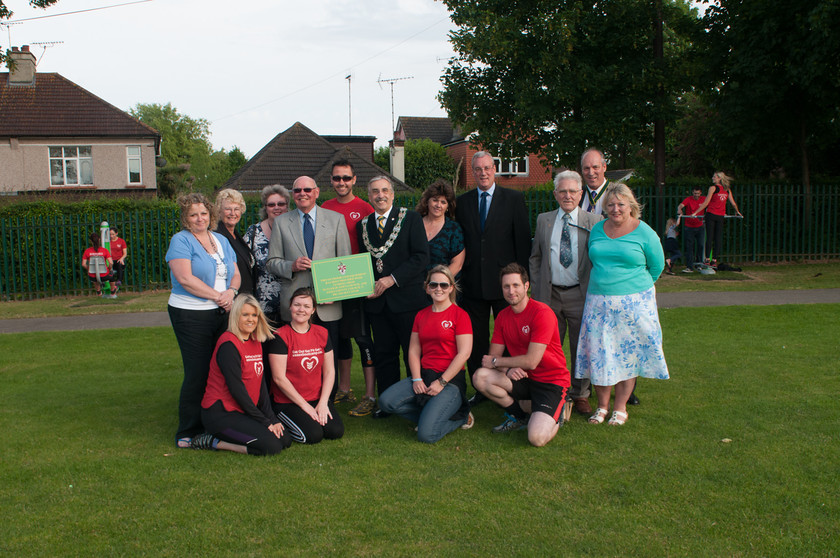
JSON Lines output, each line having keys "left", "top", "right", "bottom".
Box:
{"left": 555, "top": 189, "right": 581, "bottom": 196}
{"left": 223, "top": 207, "right": 242, "bottom": 213}
{"left": 428, "top": 281, "right": 451, "bottom": 290}
{"left": 293, "top": 187, "right": 316, "bottom": 194}
{"left": 332, "top": 175, "right": 354, "bottom": 182}
{"left": 266, "top": 202, "right": 287, "bottom": 208}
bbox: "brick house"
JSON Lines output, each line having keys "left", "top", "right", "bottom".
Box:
{"left": 0, "top": 46, "right": 160, "bottom": 196}
{"left": 392, "top": 116, "right": 554, "bottom": 190}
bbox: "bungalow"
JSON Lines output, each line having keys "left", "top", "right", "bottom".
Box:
{"left": 0, "top": 46, "right": 160, "bottom": 195}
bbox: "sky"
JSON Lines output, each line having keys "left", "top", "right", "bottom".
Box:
{"left": 2, "top": 0, "right": 457, "bottom": 157}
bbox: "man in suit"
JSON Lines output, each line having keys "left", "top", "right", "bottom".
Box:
{"left": 455, "top": 151, "right": 531, "bottom": 404}
{"left": 266, "top": 175, "right": 351, "bottom": 384}
{"left": 580, "top": 148, "right": 610, "bottom": 216}
{"left": 530, "top": 170, "right": 602, "bottom": 415}
{"left": 357, "top": 175, "right": 429, "bottom": 416}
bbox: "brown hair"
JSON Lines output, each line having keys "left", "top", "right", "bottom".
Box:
{"left": 416, "top": 179, "right": 456, "bottom": 218}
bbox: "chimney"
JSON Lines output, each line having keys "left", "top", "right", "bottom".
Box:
{"left": 9, "top": 45, "right": 37, "bottom": 85}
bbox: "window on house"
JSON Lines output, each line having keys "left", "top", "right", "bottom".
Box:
{"left": 127, "top": 146, "right": 142, "bottom": 184}
{"left": 493, "top": 155, "right": 529, "bottom": 176}
{"left": 49, "top": 146, "right": 93, "bottom": 186}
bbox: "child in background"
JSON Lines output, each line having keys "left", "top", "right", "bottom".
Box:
{"left": 81, "top": 232, "right": 117, "bottom": 297}
{"left": 663, "top": 217, "right": 681, "bottom": 275}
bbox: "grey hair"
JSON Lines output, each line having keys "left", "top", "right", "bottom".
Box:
{"left": 367, "top": 175, "right": 394, "bottom": 191}
{"left": 580, "top": 148, "right": 606, "bottom": 170}
{"left": 554, "top": 170, "right": 583, "bottom": 190}
{"left": 259, "top": 184, "right": 290, "bottom": 220}
{"left": 472, "top": 151, "right": 494, "bottom": 166}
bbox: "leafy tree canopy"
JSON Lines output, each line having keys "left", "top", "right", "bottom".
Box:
{"left": 374, "top": 139, "right": 457, "bottom": 189}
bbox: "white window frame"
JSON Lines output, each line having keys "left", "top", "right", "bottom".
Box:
{"left": 126, "top": 146, "right": 142, "bottom": 184}
{"left": 49, "top": 146, "right": 94, "bottom": 186}
{"left": 493, "top": 154, "right": 529, "bottom": 176}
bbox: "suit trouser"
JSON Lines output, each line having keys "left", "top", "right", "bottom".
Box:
{"left": 549, "top": 285, "right": 588, "bottom": 400}
{"left": 462, "top": 295, "right": 509, "bottom": 387}
{"left": 313, "top": 315, "right": 341, "bottom": 399}
{"left": 368, "top": 307, "right": 416, "bottom": 396}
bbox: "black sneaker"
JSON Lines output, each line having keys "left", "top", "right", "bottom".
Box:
{"left": 491, "top": 413, "right": 528, "bottom": 433}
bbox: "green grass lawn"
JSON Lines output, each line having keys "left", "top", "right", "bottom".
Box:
{"left": 1, "top": 304, "right": 838, "bottom": 556}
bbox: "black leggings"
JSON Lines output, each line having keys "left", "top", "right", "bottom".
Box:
{"left": 273, "top": 400, "right": 344, "bottom": 444}
{"left": 202, "top": 401, "right": 291, "bottom": 456}
{"left": 704, "top": 213, "right": 724, "bottom": 260}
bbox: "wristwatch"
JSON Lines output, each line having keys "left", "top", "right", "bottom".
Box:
{"left": 492, "top": 357, "right": 498, "bottom": 368}
{"left": 230, "top": 288, "right": 239, "bottom": 296}
{"left": 438, "top": 378, "right": 448, "bottom": 387}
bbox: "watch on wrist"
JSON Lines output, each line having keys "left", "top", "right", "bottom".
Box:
{"left": 492, "top": 357, "right": 498, "bottom": 368}
{"left": 438, "top": 377, "right": 448, "bottom": 387}
{"left": 230, "top": 288, "right": 239, "bottom": 296}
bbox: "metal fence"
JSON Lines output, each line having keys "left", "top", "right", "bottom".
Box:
{"left": 2, "top": 184, "right": 837, "bottom": 299}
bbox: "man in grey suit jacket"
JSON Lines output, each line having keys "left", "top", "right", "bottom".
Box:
{"left": 266, "top": 176, "right": 351, "bottom": 386}
{"left": 530, "top": 170, "right": 602, "bottom": 416}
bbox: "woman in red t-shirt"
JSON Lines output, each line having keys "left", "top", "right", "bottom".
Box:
{"left": 81, "top": 232, "right": 116, "bottom": 297}
{"left": 196, "top": 294, "right": 290, "bottom": 455}
{"left": 267, "top": 288, "right": 344, "bottom": 444}
{"left": 692, "top": 171, "right": 742, "bottom": 264}
{"left": 379, "top": 265, "right": 474, "bottom": 443}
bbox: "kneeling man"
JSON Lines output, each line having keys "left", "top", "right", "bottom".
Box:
{"left": 473, "top": 263, "right": 571, "bottom": 447}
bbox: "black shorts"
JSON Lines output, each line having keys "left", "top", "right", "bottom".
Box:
{"left": 510, "top": 378, "right": 568, "bottom": 422}
{"left": 87, "top": 273, "right": 113, "bottom": 284}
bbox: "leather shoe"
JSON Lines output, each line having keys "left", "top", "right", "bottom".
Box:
{"left": 468, "top": 392, "right": 487, "bottom": 407}
{"left": 372, "top": 409, "right": 391, "bottom": 419}
{"left": 627, "top": 392, "right": 640, "bottom": 405}
{"left": 573, "top": 397, "right": 592, "bottom": 415}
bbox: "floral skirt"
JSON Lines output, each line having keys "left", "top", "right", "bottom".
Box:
{"left": 575, "top": 287, "right": 669, "bottom": 386}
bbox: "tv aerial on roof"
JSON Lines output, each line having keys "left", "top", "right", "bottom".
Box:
{"left": 31, "top": 41, "right": 64, "bottom": 64}
{"left": 377, "top": 74, "right": 414, "bottom": 133}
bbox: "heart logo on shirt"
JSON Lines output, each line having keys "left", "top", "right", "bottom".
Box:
{"left": 350, "top": 212, "right": 361, "bottom": 220}
{"left": 521, "top": 325, "right": 530, "bottom": 335}
{"left": 254, "top": 361, "right": 264, "bottom": 377}
{"left": 302, "top": 356, "right": 319, "bottom": 372}
{"left": 441, "top": 320, "right": 453, "bottom": 329}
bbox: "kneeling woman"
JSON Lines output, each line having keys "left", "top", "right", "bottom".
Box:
{"left": 198, "top": 295, "right": 291, "bottom": 455}
{"left": 267, "top": 288, "right": 344, "bottom": 444}
{"left": 379, "top": 265, "right": 473, "bottom": 443}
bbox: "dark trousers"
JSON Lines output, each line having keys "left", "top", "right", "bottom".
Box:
{"left": 313, "top": 315, "right": 341, "bottom": 399}
{"left": 683, "top": 226, "right": 705, "bottom": 268}
{"left": 202, "top": 401, "right": 291, "bottom": 455}
{"left": 168, "top": 305, "right": 228, "bottom": 440}
{"left": 705, "top": 213, "right": 724, "bottom": 260}
{"left": 461, "top": 295, "right": 509, "bottom": 384}
{"left": 112, "top": 261, "right": 126, "bottom": 284}
{"left": 368, "top": 307, "right": 416, "bottom": 396}
{"left": 273, "top": 400, "right": 344, "bottom": 444}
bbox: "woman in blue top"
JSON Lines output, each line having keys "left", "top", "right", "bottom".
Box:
{"left": 575, "top": 183, "right": 669, "bottom": 426}
{"left": 166, "top": 192, "right": 242, "bottom": 448}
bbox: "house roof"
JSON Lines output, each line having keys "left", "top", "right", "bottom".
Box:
{"left": 225, "top": 121, "right": 412, "bottom": 192}
{"left": 0, "top": 73, "right": 160, "bottom": 140}
{"left": 395, "top": 116, "right": 463, "bottom": 145}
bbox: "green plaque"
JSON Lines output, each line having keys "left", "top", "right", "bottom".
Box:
{"left": 310, "top": 253, "right": 375, "bottom": 303}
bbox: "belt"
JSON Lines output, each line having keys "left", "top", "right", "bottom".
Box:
{"left": 552, "top": 284, "right": 579, "bottom": 291}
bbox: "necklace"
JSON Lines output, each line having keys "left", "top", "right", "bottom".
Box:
{"left": 362, "top": 208, "right": 407, "bottom": 273}
{"left": 193, "top": 231, "right": 225, "bottom": 277}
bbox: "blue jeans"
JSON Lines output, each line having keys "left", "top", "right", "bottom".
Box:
{"left": 379, "top": 378, "right": 467, "bottom": 443}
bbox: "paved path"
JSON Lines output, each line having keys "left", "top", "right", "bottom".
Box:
{"left": 2, "top": 289, "right": 839, "bottom": 334}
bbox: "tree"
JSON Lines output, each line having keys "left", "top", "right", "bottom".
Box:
{"left": 130, "top": 103, "right": 246, "bottom": 196}
{"left": 438, "top": 0, "right": 702, "bottom": 177}
{"left": 702, "top": 0, "right": 840, "bottom": 200}
{"left": 374, "top": 139, "right": 457, "bottom": 189}
{"left": 1, "top": 1, "right": 59, "bottom": 67}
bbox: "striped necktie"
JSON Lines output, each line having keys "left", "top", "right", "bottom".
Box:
{"left": 377, "top": 215, "right": 385, "bottom": 236}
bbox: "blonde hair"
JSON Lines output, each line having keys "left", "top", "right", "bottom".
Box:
{"left": 215, "top": 188, "right": 247, "bottom": 216}
{"left": 228, "top": 294, "right": 273, "bottom": 342}
{"left": 604, "top": 183, "right": 642, "bottom": 219}
{"left": 425, "top": 264, "right": 459, "bottom": 303}
{"left": 713, "top": 172, "right": 733, "bottom": 190}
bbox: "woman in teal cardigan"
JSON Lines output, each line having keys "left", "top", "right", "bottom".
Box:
{"left": 575, "top": 183, "right": 669, "bottom": 426}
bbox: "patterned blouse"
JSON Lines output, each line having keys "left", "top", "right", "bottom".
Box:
{"left": 427, "top": 218, "right": 464, "bottom": 275}
{"left": 243, "top": 223, "right": 282, "bottom": 317}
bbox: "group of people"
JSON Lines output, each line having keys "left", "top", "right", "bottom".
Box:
{"left": 165, "top": 149, "right": 677, "bottom": 453}
{"left": 81, "top": 227, "right": 127, "bottom": 297}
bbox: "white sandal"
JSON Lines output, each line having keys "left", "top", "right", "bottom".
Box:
{"left": 608, "top": 410, "right": 628, "bottom": 426}
{"left": 589, "top": 408, "right": 609, "bottom": 424}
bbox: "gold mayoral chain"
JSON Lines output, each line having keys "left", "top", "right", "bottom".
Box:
{"left": 361, "top": 207, "right": 407, "bottom": 273}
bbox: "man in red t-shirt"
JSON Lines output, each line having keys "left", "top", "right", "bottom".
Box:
{"left": 677, "top": 187, "right": 705, "bottom": 272}
{"left": 473, "top": 263, "right": 571, "bottom": 447}
{"left": 321, "top": 159, "right": 377, "bottom": 416}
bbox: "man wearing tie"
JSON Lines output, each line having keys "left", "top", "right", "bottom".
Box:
{"left": 580, "top": 148, "right": 610, "bottom": 216}
{"left": 358, "top": 176, "right": 429, "bottom": 416}
{"left": 455, "top": 151, "right": 531, "bottom": 404}
{"left": 266, "top": 175, "right": 351, "bottom": 388}
{"left": 530, "top": 170, "right": 602, "bottom": 416}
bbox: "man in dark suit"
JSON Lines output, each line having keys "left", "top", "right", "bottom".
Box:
{"left": 455, "top": 151, "right": 531, "bottom": 404}
{"left": 357, "top": 175, "right": 429, "bottom": 416}
{"left": 530, "top": 170, "right": 602, "bottom": 416}
{"left": 580, "top": 148, "right": 610, "bottom": 216}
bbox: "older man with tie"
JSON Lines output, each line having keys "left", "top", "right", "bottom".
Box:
{"left": 530, "top": 170, "right": 602, "bottom": 416}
